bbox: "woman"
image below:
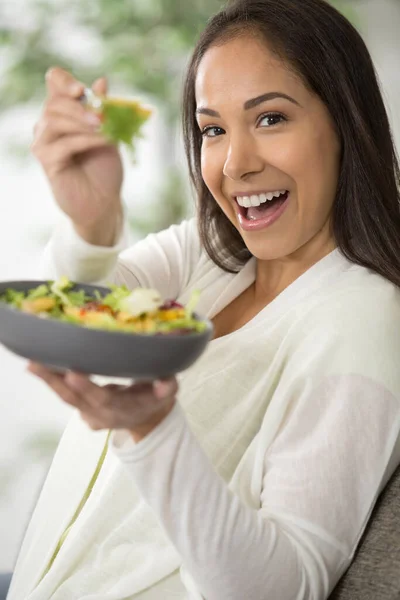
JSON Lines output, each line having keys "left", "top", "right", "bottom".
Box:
{"left": 7, "top": 0, "right": 400, "bottom": 598}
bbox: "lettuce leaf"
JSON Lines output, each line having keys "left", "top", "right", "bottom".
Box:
{"left": 0, "top": 288, "right": 25, "bottom": 308}
{"left": 50, "top": 276, "right": 73, "bottom": 306}
{"left": 100, "top": 283, "right": 132, "bottom": 312}
{"left": 185, "top": 289, "right": 201, "bottom": 319}
{"left": 63, "top": 289, "right": 91, "bottom": 306}
{"left": 26, "top": 284, "right": 49, "bottom": 300}
{"left": 100, "top": 100, "right": 152, "bottom": 152}
{"left": 157, "top": 317, "right": 207, "bottom": 333}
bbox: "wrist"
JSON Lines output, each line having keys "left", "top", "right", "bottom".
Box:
{"left": 73, "top": 203, "right": 123, "bottom": 247}
{"left": 129, "top": 399, "right": 176, "bottom": 443}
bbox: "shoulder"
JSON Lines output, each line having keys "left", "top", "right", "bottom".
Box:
{"left": 298, "top": 260, "right": 400, "bottom": 334}
{"left": 284, "top": 262, "right": 400, "bottom": 394}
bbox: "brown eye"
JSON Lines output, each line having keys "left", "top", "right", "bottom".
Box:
{"left": 258, "top": 113, "right": 286, "bottom": 127}
{"left": 201, "top": 126, "right": 225, "bottom": 138}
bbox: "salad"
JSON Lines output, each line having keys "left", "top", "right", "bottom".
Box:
{"left": 81, "top": 89, "right": 152, "bottom": 152}
{"left": 0, "top": 277, "right": 206, "bottom": 336}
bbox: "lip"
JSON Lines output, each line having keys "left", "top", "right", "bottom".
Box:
{"left": 234, "top": 192, "right": 290, "bottom": 232}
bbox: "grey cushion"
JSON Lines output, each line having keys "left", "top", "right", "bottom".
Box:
{"left": 330, "top": 463, "right": 400, "bottom": 599}
{"left": 0, "top": 573, "right": 12, "bottom": 600}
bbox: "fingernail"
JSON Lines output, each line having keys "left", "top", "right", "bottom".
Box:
{"left": 154, "top": 380, "right": 174, "bottom": 399}
{"left": 92, "top": 76, "right": 107, "bottom": 89}
{"left": 65, "top": 372, "right": 85, "bottom": 390}
{"left": 28, "top": 364, "right": 45, "bottom": 377}
{"left": 70, "top": 83, "right": 84, "bottom": 96}
{"left": 84, "top": 112, "right": 102, "bottom": 126}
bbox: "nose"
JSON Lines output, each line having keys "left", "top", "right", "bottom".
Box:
{"left": 223, "top": 133, "right": 264, "bottom": 181}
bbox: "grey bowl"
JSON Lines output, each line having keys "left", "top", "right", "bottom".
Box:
{"left": 0, "top": 280, "right": 213, "bottom": 379}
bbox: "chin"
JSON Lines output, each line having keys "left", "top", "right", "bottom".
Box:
{"left": 241, "top": 234, "right": 299, "bottom": 262}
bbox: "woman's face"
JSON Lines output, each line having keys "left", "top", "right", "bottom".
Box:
{"left": 195, "top": 35, "right": 341, "bottom": 262}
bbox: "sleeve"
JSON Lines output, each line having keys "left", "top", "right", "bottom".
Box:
{"left": 109, "top": 284, "right": 400, "bottom": 600}
{"left": 39, "top": 211, "right": 201, "bottom": 301}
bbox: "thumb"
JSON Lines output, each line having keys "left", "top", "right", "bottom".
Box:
{"left": 92, "top": 76, "right": 108, "bottom": 96}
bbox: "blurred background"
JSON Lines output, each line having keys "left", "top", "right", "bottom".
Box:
{"left": 0, "top": 0, "right": 399, "bottom": 573}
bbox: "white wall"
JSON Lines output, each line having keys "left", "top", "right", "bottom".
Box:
{"left": 357, "top": 0, "right": 400, "bottom": 144}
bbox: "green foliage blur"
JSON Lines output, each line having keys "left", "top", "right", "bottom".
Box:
{"left": 0, "top": 0, "right": 356, "bottom": 114}
{"left": 0, "top": 0, "right": 228, "bottom": 237}
{"left": 0, "top": 0, "right": 225, "bottom": 116}
{"left": 0, "top": 0, "right": 356, "bottom": 238}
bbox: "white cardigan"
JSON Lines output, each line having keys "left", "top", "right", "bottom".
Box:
{"left": 8, "top": 217, "right": 400, "bottom": 600}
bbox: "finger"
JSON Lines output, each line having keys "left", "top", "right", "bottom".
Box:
{"left": 92, "top": 77, "right": 108, "bottom": 96}
{"left": 45, "top": 96, "right": 98, "bottom": 123}
{"left": 33, "top": 133, "right": 112, "bottom": 171}
{"left": 103, "top": 383, "right": 126, "bottom": 392}
{"left": 32, "top": 97, "right": 101, "bottom": 143}
{"left": 64, "top": 371, "right": 110, "bottom": 408}
{"left": 112, "top": 379, "right": 175, "bottom": 414}
{"left": 32, "top": 115, "right": 101, "bottom": 148}
{"left": 153, "top": 377, "right": 178, "bottom": 400}
{"left": 79, "top": 413, "right": 106, "bottom": 431}
{"left": 27, "top": 363, "right": 85, "bottom": 410}
{"left": 45, "top": 66, "right": 84, "bottom": 100}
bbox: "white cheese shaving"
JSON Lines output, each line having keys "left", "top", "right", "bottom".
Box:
{"left": 119, "top": 288, "right": 163, "bottom": 317}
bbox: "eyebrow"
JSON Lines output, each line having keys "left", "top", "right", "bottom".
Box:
{"left": 196, "top": 92, "right": 301, "bottom": 117}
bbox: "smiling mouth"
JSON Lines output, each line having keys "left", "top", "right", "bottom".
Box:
{"left": 235, "top": 190, "right": 289, "bottom": 220}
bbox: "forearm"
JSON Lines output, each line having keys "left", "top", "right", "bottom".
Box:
{"left": 111, "top": 404, "right": 310, "bottom": 600}
{"left": 73, "top": 202, "right": 123, "bottom": 247}
{"left": 39, "top": 207, "right": 130, "bottom": 284}
{"left": 39, "top": 216, "right": 200, "bottom": 297}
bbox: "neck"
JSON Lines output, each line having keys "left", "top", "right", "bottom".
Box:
{"left": 253, "top": 233, "right": 337, "bottom": 305}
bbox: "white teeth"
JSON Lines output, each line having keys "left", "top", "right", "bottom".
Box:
{"left": 250, "top": 195, "right": 260, "bottom": 207}
{"left": 236, "top": 190, "right": 287, "bottom": 208}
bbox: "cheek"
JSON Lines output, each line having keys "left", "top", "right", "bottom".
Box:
{"left": 201, "top": 145, "right": 236, "bottom": 221}
{"left": 286, "top": 128, "right": 340, "bottom": 196}
{"left": 201, "top": 146, "right": 221, "bottom": 193}
{"left": 266, "top": 139, "right": 302, "bottom": 174}
{"left": 308, "top": 133, "right": 340, "bottom": 200}
{"left": 260, "top": 127, "right": 312, "bottom": 180}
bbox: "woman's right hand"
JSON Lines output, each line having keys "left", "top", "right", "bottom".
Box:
{"left": 32, "top": 67, "right": 124, "bottom": 246}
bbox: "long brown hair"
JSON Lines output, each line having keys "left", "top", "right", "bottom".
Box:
{"left": 182, "top": 0, "right": 400, "bottom": 284}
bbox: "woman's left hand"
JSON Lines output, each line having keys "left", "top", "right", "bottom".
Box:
{"left": 27, "top": 362, "right": 178, "bottom": 442}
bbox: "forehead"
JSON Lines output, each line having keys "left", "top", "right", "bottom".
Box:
{"left": 195, "top": 35, "right": 305, "bottom": 106}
